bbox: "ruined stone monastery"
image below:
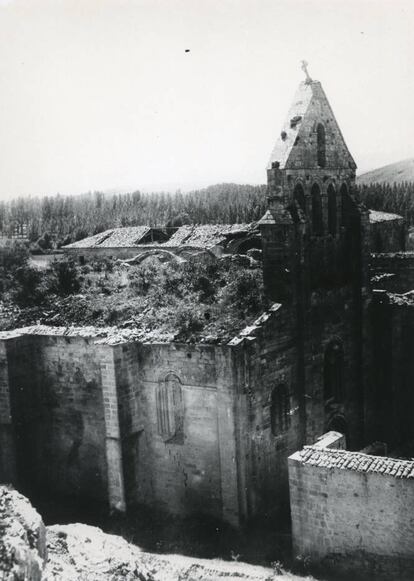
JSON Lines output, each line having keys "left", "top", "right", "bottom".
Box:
{"left": 1, "top": 74, "right": 414, "bottom": 577}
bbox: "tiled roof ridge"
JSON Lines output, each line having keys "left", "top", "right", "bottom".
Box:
{"left": 63, "top": 229, "right": 114, "bottom": 249}
{"left": 164, "top": 223, "right": 253, "bottom": 249}
{"left": 63, "top": 226, "right": 154, "bottom": 249}
{"left": 299, "top": 445, "right": 414, "bottom": 478}
{"left": 64, "top": 223, "right": 255, "bottom": 250}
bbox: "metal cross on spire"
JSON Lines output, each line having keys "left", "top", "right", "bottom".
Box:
{"left": 301, "top": 60, "right": 312, "bottom": 83}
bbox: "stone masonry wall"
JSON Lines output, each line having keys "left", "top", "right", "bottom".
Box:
{"left": 65, "top": 246, "right": 154, "bottom": 262}
{"left": 4, "top": 333, "right": 110, "bottom": 505}
{"left": 229, "top": 305, "right": 302, "bottom": 520}
{"left": 370, "top": 218, "right": 406, "bottom": 253}
{"left": 289, "top": 439, "right": 414, "bottom": 580}
{"left": 370, "top": 295, "right": 414, "bottom": 449}
{"left": 115, "top": 341, "right": 241, "bottom": 525}
{"left": 0, "top": 340, "right": 16, "bottom": 483}
{"left": 231, "top": 282, "right": 368, "bottom": 523}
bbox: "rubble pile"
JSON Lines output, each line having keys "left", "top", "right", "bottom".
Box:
{"left": 0, "top": 486, "right": 314, "bottom": 581}
{"left": 45, "top": 523, "right": 288, "bottom": 581}
{"left": 0, "top": 486, "right": 46, "bottom": 581}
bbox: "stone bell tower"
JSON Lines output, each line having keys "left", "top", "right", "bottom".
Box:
{"left": 260, "top": 62, "right": 361, "bottom": 302}
{"left": 259, "top": 64, "right": 371, "bottom": 449}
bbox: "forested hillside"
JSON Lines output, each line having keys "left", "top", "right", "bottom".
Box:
{"left": 358, "top": 158, "right": 414, "bottom": 185}
{"left": 1, "top": 180, "right": 413, "bottom": 250}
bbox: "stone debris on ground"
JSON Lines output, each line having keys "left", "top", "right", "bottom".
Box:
{"left": 388, "top": 290, "right": 414, "bottom": 306}
{"left": 0, "top": 485, "right": 318, "bottom": 581}
{"left": 0, "top": 487, "right": 47, "bottom": 581}
{"left": 44, "top": 523, "right": 312, "bottom": 581}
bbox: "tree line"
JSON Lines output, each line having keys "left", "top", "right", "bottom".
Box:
{"left": 0, "top": 181, "right": 413, "bottom": 250}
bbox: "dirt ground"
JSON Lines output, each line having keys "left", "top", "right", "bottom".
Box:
{"left": 44, "top": 522, "right": 318, "bottom": 581}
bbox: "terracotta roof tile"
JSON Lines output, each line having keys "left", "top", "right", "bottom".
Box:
{"left": 63, "top": 226, "right": 151, "bottom": 249}
{"left": 299, "top": 446, "right": 414, "bottom": 478}
{"left": 164, "top": 224, "right": 251, "bottom": 249}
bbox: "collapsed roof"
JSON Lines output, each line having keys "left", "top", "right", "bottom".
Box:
{"left": 63, "top": 227, "right": 165, "bottom": 249}
{"left": 163, "top": 224, "right": 255, "bottom": 249}
{"left": 63, "top": 224, "right": 260, "bottom": 251}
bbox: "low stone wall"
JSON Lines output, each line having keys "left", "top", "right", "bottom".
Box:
{"left": 63, "top": 245, "right": 217, "bottom": 263}
{"left": 289, "top": 433, "right": 414, "bottom": 579}
{"left": 369, "top": 214, "right": 406, "bottom": 253}
{"left": 371, "top": 252, "right": 414, "bottom": 293}
{"left": 0, "top": 486, "right": 47, "bottom": 581}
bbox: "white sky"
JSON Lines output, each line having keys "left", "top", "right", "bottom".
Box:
{"left": 0, "top": 0, "right": 413, "bottom": 199}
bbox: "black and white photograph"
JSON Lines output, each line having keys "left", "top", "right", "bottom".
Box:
{"left": 0, "top": 0, "right": 414, "bottom": 579}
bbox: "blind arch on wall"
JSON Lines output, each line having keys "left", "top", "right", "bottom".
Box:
{"left": 156, "top": 373, "right": 184, "bottom": 443}
{"left": 293, "top": 183, "right": 306, "bottom": 214}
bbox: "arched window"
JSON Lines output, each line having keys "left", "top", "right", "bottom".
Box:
{"left": 156, "top": 373, "right": 184, "bottom": 443}
{"left": 311, "top": 184, "right": 323, "bottom": 236}
{"left": 324, "top": 341, "right": 344, "bottom": 402}
{"left": 328, "top": 414, "right": 348, "bottom": 437}
{"left": 270, "top": 384, "right": 291, "bottom": 435}
{"left": 327, "top": 415, "right": 348, "bottom": 447}
{"left": 293, "top": 183, "right": 306, "bottom": 214}
{"left": 317, "top": 123, "right": 326, "bottom": 168}
{"left": 327, "top": 184, "right": 337, "bottom": 236}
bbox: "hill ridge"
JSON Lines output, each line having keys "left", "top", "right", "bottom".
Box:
{"left": 358, "top": 158, "right": 414, "bottom": 185}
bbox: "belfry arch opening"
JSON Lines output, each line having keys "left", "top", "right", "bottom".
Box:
{"left": 317, "top": 123, "right": 326, "bottom": 168}
{"left": 327, "top": 184, "right": 337, "bottom": 236}
{"left": 311, "top": 184, "right": 323, "bottom": 236}
{"left": 293, "top": 183, "right": 306, "bottom": 214}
